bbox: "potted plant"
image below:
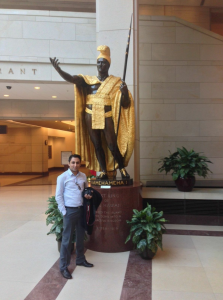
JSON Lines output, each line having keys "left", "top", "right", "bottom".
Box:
{"left": 158, "top": 147, "right": 212, "bottom": 192}
{"left": 125, "top": 204, "right": 167, "bottom": 259}
{"left": 45, "top": 196, "right": 76, "bottom": 253}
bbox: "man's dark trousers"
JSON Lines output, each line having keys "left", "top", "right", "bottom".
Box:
{"left": 60, "top": 206, "right": 85, "bottom": 271}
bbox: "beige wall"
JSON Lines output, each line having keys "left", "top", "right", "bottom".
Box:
{"left": 48, "top": 128, "right": 75, "bottom": 167}
{"left": 139, "top": 16, "right": 223, "bottom": 184}
{"left": 0, "top": 125, "right": 75, "bottom": 173}
{"left": 139, "top": 5, "right": 210, "bottom": 30}
{"left": 0, "top": 126, "right": 48, "bottom": 173}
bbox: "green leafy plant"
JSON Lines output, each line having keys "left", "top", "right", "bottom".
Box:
{"left": 158, "top": 147, "right": 212, "bottom": 181}
{"left": 125, "top": 204, "right": 167, "bottom": 254}
{"left": 45, "top": 196, "right": 64, "bottom": 241}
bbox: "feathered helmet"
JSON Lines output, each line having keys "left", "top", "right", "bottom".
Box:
{"left": 97, "top": 45, "right": 111, "bottom": 65}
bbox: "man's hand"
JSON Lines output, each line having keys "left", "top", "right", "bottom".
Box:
{"left": 84, "top": 190, "right": 93, "bottom": 199}
{"left": 50, "top": 57, "right": 61, "bottom": 72}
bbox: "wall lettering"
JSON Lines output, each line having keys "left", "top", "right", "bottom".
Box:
{"left": 0, "top": 68, "right": 38, "bottom": 75}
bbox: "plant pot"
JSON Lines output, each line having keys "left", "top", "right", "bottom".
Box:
{"left": 175, "top": 176, "right": 196, "bottom": 192}
{"left": 57, "top": 240, "right": 75, "bottom": 254}
{"left": 139, "top": 248, "right": 157, "bottom": 260}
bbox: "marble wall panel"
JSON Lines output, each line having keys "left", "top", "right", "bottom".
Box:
{"left": 140, "top": 141, "right": 176, "bottom": 158}
{"left": 0, "top": 38, "right": 50, "bottom": 57}
{"left": 200, "top": 45, "right": 223, "bottom": 61}
{"left": 151, "top": 83, "right": 200, "bottom": 99}
{"left": 152, "top": 158, "right": 165, "bottom": 175}
{"left": 49, "top": 40, "right": 96, "bottom": 59}
{"left": 176, "top": 66, "right": 223, "bottom": 83}
{"left": 139, "top": 26, "right": 176, "bottom": 43}
{"left": 140, "top": 103, "right": 175, "bottom": 120}
{"left": 139, "top": 83, "right": 152, "bottom": 99}
{"left": 76, "top": 24, "right": 96, "bottom": 41}
{"left": 175, "top": 141, "right": 223, "bottom": 158}
{"left": 208, "top": 158, "right": 223, "bottom": 174}
{"left": 23, "top": 21, "right": 76, "bottom": 41}
{"left": 176, "top": 27, "right": 222, "bottom": 45}
{"left": 152, "top": 44, "right": 200, "bottom": 61}
{"left": 140, "top": 158, "right": 153, "bottom": 176}
{"left": 140, "top": 121, "right": 152, "bottom": 137}
{"left": 96, "top": 0, "right": 133, "bottom": 32}
{"left": 0, "top": 20, "right": 23, "bottom": 38}
{"left": 152, "top": 121, "right": 200, "bottom": 137}
{"left": 139, "top": 43, "right": 152, "bottom": 61}
{"left": 200, "top": 83, "right": 223, "bottom": 99}
{"left": 139, "top": 65, "right": 176, "bottom": 82}
{"left": 200, "top": 121, "right": 223, "bottom": 136}
{"left": 176, "top": 104, "right": 223, "bottom": 120}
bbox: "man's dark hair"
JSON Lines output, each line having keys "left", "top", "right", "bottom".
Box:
{"left": 68, "top": 154, "right": 81, "bottom": 163}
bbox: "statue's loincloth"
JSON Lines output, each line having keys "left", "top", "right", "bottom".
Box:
{"left": 85, "top": 94, "right": 112, "bottom": 129}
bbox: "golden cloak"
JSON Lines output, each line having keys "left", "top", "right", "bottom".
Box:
{"left": 74, "top": 75, "right": 135, "bottom": 172}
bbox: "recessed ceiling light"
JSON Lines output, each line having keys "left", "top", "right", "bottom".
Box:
{"left": 52, "top": 96, "right": 57, "bottom": 98}
{"left": 34, "top": 87, "right": 40, "bottom": 90}
{"left": 4, "top": 95, "right": 9, "bottom": 97}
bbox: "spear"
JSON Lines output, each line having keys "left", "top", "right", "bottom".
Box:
{"left": 113, "top": 15, "right": 133, "bottom": 177}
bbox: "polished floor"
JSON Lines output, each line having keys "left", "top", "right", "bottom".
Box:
{"left": 0, "top": 174, "right": 223, "bottom": 299}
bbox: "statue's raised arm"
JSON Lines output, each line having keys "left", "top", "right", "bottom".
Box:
{"left": 49, "top": 57, "right": 84, "bottom": 86}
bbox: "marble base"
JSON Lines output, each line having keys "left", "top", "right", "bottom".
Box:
{"left": 85, "top": 182, "right": 142, "bottom": 253}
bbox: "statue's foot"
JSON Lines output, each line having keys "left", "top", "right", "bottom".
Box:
{"left": 96, "top": 172, "right": 108, "bottom": 180}
{"left": 120, "top": 168, "right": 130, "bottom": 179}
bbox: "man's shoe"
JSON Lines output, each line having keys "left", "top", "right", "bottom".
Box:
{"left": 60, "top": 268, "right": 72, "bottom": 279}
{"left": 76, "top": 260, "right": 94, "bottom": 268}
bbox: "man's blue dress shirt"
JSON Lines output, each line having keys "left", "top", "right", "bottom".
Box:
{"left": 55, "top": 169, "right": 88, "bottom": 216}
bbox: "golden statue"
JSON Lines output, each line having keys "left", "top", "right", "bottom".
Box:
{"left": 50, "top": 45, "right": 135, "bottom": 179}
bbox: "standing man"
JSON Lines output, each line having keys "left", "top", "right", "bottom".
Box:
{"left": 50, "top": 45, "right": 135, "bottom": 180}
{"left": 56, "top": 154, "right": 93, "bottom": 280}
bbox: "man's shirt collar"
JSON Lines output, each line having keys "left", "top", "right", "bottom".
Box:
{"left": 68, "top": 168, "right": 79, "bottom": 177}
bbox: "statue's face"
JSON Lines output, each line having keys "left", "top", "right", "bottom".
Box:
{"left": 97, "top": 58, "right": 110, "bottom": 73}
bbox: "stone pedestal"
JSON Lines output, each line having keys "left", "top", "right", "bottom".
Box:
{"left": 85, "top": 182, "right": 142, "bottom": 253}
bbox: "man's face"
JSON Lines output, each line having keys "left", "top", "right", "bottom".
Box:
{"left": 97, "top": 58, "right": 110, "bottom": 73}
{"left": 68, "top": 157, "right": 81, "bottom": 174}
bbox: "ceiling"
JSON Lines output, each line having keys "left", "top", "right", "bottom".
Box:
{"left": 0, "top": 82, "right": 74, "bottom": 101}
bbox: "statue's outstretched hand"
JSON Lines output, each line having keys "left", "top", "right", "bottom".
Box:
{"left": 50, "top": 57, "right": 61, "bottom": 72}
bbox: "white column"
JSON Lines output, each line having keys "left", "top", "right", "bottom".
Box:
{"left": 96, "top": 0, "right": 139, "bottom": 180}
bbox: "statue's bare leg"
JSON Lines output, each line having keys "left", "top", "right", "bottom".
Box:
{"left": 85, "top": 113, "right": 108, "bottom": 179}
{"left": 103, "top": 117, "right": 130, "bottom": 179}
